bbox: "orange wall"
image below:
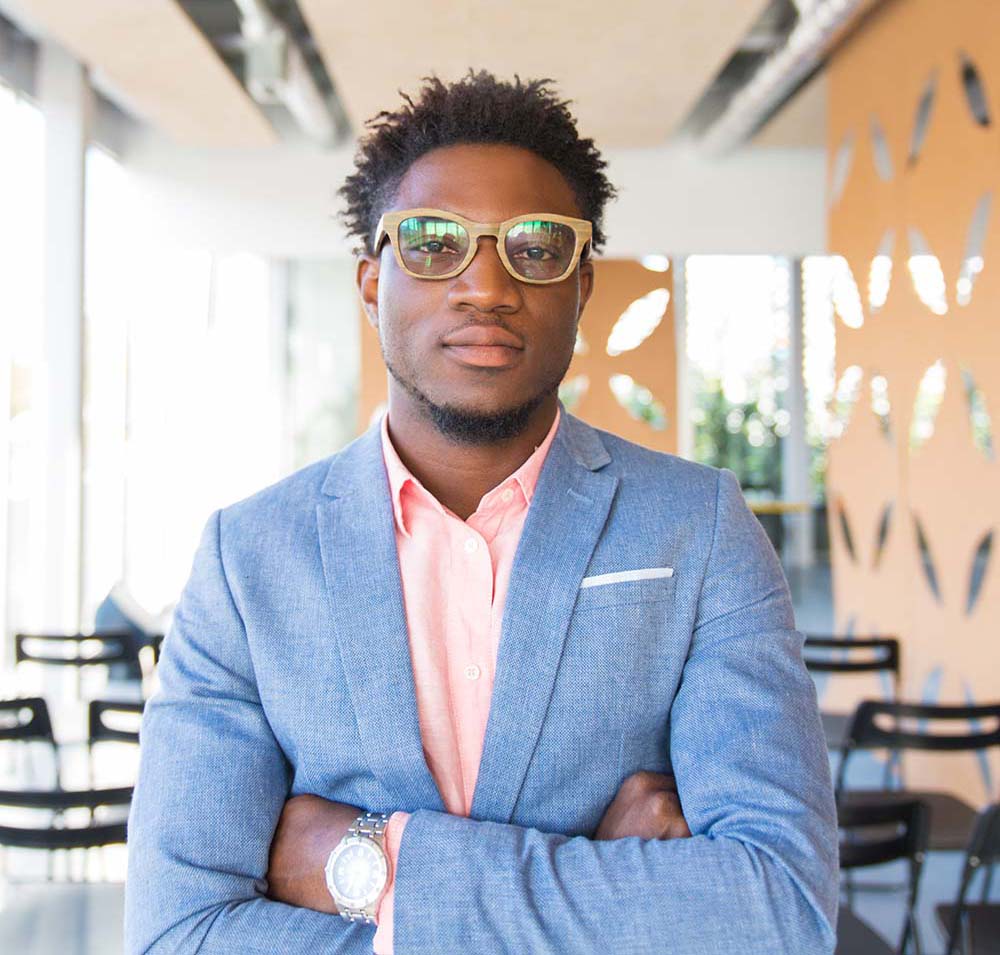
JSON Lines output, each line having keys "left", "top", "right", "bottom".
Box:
{"left": 826, "top": 0, "right": 1000, "bottom": 803}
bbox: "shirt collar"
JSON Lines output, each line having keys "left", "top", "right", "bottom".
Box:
{"left": 380, "top": 405, "right": 561, "bottom": 539}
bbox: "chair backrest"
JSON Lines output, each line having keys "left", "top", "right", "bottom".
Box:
{"left": 88, "top": 699, "right": 145, "bottom": 745}
{"left": 940, "top": 802, "right": 1000, "bottom": 954}
{"left": 0, "top": 697, "right": 56, "bottom": 744}
{"left": 839, "top": 798, "right": 930, "bottom": 954}
{"left": 0, "top": 786, "right": 133, "bottom": 850}
{"left": 835, "top": 699, "right": 1000, "bottom": 797}
{"left": 803, "top": 635, "right": 900, "bottom": 677}
{"left": 15, "top": 631, "right": 140, "bottom": 669}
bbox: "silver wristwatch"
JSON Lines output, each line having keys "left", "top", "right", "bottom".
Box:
{"left": 324, "top": 811, "right": 392, "bottom": 924}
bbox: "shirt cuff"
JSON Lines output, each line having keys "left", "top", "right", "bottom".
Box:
{"left": 371, "top": 811, "right": 410, "bottom": 955}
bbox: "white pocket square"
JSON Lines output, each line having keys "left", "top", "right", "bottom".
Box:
{"left": 579, "top": 566, "right": 674, "bottom": 588}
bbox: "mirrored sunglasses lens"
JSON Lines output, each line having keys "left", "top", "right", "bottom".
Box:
{"left": 398, "top": 216, "right": 470, "bottom": 276}
{"left": 504, "top": 220, "right": 577, "bottom": 280}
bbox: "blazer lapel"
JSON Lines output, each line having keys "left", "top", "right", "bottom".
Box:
{"left": 315, "top": 420, "right": 446, "bottom": 813}
{"left": 469, "top": 407, "right": 619, "bottom": 824}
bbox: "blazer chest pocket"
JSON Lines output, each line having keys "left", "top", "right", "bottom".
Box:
{"left": 573, "top": 566, "right": 676, "bottom": 611}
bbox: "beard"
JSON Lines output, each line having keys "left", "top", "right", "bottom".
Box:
{"left": 382, "top": 346, "right": 570, "bottom": 447}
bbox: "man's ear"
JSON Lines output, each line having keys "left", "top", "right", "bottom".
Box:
{"left": 356, "top": 252, "right": 380, "bottom": 331}
{"left": 577, "top": 257, "right": 595, "bottom": 318}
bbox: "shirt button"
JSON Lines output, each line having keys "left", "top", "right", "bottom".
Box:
{"left": 464, "top": 537, "right": 478, "bottom": 554}
{"left": 501, "top": 488, "right": 514, "bottom": 503}
{"left": 464, "top": 664, "right": 481, "bottom": 680}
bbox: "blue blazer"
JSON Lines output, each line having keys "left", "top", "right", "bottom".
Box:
{"left": 125, "top": 402, "right": 839, "bottom": 954}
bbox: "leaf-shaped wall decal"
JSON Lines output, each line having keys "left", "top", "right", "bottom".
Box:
{"left": 908, "top": 70, "right": 938, "bottom": 165}
{"left": 874, "top": 502, "right": 893, "bottom": 568}
{"left": 830, "top": 131, "right": 855, "bottom": 205}
{"left": 838, "top": 500, "right": 857, "bottom": 563}
{"left": 966, "top": 530, "right": 993, "bottom": 614}
{"left": 909, "top": 360, "right": 946, "bottom": 453}
{"left": 640, "top": 254, "right": 670, "bottom": 273}
{"left": 913, "top": 513, "right": 943, "bottom": 603}
{"left": 869, "top": 115, "right": 894, "bottom": 181}
{"left": 956, "top": 192, "right": 991, "bottom": 307}
{"left": 606, "top": 288, "right": 669, "bottom": 356}
{"left": 608, "top": 374, "right": 667, "bottom": 430}
{"left": 870, "top": 374, "right": 892, "bottom": 441}
{"left": 960, "top": 366, "right": 994, "bottom": 460}
{"left": 917, "top": 667, "right": 944, "bottom": 733}
{"left": 829, "top": 365, "right": 863, "bottom": 439}
{"left": 832, "top": 256, "right": 864, "bottom": 328}
{"left": 558, "top": 374, "right": 590, "bottom": 413}
{"left": 961, "top": 678, "right": 995, "bottom": 796}
{"left": 868, "top": 229, "right": 894, "bottom": 313}
{"left": 907, "top": 228, "right": 948, "bottom": 315}
{"left": 959, "top": 53, "right": 991, "bottom": 127}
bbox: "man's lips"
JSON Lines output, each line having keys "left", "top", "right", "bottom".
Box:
{"left": 441, "top": 325, "right": 525, "bottom": 369}
{"left": 442, "top": 343, "right": 524, "bottom": 369}
{"left": 441, "top": 325, "right": 524, "bottom": 349}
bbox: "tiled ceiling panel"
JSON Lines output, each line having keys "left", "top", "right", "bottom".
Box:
{"left": 298, "top": 0, "right": 771, "bottom": 147}
{"left": 1, "top": 0, "right": 276, "bottom": 146}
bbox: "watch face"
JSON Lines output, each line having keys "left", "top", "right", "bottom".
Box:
{"left": 326, "top": 837, "right": 388, "bottom": 907}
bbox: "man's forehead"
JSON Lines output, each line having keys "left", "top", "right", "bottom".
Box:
{"left": 388, "top": 143, "right": 582, "bottom": 221}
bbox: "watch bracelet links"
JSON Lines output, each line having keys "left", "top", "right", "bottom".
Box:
{"left": 339, "top": 811, "right": 391, "bottom": 925}
{"left": 350, "top": 810, "right": 391, "bottom": 840}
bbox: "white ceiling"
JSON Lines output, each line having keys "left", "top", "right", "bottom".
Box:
{"left": 0, "top": 0, "right": 826, "bottom": 150}
{"left": 298, "top": 0, "right": 774, "bottom": 148}
{"left": 0, "top": 0, "right": 276, "bottom": 147}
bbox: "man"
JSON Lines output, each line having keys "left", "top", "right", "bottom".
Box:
{"left": 125, "top": 70, "right": 838, "bottom": 954}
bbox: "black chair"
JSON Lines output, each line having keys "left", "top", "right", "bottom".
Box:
{"left": 87, "top": 699, "right": 144, "bottom": 785}
{"left": 936, "top": 802, "right": 1000, "bottom": 954}
{"left": 836, "top": 798, "right": 929, "bottom": 955}
{"left": 138, "top": 633, "right": 164, "bottom": 690}
{"left": 0, "top": 786, "right": 132, "bottom": 882}
{"left": 836, "top": 700, "right": 1000, "bottom": 851}
{"left": 88, "top": 699, "right": 144, "bottom": 746}
{"left": 804, "top": 636, "right": 901, "bottom": 756}
{"left": 0, "top": 697, "right": 61, "bottom": 789}
{"left": 15, "top": 631, "right": 143, "bottom": 697}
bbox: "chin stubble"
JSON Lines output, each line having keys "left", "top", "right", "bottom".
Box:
{"left": 382, "top": 352, "right": 566, "bottom": 447}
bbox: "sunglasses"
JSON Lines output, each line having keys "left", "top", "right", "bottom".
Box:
{"left": 373, "top": 207, "right": 593, "bottom": 285}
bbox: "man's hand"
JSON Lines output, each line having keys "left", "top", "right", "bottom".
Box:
{"left": 266, "top": 794, "right": 363, "bottom": 913}
{"left": 594, "top": 771, "right": 692, "bottom": 841}
{"left": 266, "top": 772, "right": 687, "bottom": 912}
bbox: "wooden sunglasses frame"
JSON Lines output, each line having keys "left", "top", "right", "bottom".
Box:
{"left": 372, "top": 207, "right": 593, "bottom": 285}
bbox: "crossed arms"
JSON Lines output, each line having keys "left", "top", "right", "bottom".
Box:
{"left": 124, "top": 470, "right": 839, "bottom": 954}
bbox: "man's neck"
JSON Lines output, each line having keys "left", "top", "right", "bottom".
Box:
{"left": 384, "top": 395, "right": 558, "bottom": 521}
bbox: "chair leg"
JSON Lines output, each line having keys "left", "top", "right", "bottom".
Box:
{"left": 980, "top": 861, "right": 995, "bottom": 903}
{"left": 52, "top": 741, "right": 63, "bottom": 790}
{"left": 910, "top": 911, "right": 922, "bottom": 955}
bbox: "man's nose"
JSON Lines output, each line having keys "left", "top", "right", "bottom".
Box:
{"left": 446, "top": 237, "right": 522, "bottom": 312}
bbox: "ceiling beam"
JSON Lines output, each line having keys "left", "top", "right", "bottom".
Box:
{"left": 0, "top": 0, "right": 277, "bottom": 147}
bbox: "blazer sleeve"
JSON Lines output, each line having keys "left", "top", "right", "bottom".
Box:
{"left": 124, "top": 509, "right": 375, "bottom": 955}
{"left": 385, "top": 467, "right": 840, "bottom": 955}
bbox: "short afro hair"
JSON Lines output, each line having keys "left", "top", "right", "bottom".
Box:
{"left": 337, "top": 69, "right": 618, "bottom": 258}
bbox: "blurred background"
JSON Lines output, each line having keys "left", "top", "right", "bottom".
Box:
{"left": 1, "top": 0, "right": 998, "bottom": 952}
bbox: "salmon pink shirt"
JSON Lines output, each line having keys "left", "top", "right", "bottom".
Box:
{"left": 370, "top": 404, "right": 561, "bottom": 954}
